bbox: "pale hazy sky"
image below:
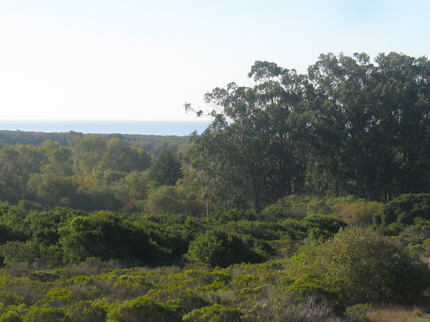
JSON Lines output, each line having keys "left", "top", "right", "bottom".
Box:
{"left": 1, "top": 0, "right": 430, "bottom": 121}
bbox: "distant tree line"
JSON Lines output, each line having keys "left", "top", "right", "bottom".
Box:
{"left": 0, "top": 130, "right": 190, "bottom": 157}
{"left": 0, "top": 136, "right": 188, "bottom": 213}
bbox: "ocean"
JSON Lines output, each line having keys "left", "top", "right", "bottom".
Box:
{"left": 0, "top": 120, "right": 212, "bottom": 136}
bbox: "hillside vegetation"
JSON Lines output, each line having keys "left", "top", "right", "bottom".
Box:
{"left": 0, "top": 52, "right": 430, "bottom": 321}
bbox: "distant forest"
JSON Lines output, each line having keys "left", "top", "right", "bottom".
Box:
{"left": 0, "top": 130, "right": 189, "bottom": 157}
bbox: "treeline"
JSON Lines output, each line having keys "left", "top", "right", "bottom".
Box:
{"left": 3, "top": 52, "right": 430, "bottom": 214}
{"left": 0, "top": 136, "right": 191, "bottom": 213}
{"left": 0, "top": 130, "right": 189, "bottom": 157}
{"left": 188, "top": 52, "right": 430, "bottom": 210}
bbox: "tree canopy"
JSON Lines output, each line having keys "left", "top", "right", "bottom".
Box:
{"left": 188, "top": 52, "right": 430, "bottom": 210}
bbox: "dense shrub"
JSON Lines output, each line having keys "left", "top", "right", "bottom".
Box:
{"left": 206, "top": 209, "right": 258, "bottom": 224}
{"left": 373, "top": 194, "right": 430, "bottom": 233}
{"left": 108, "top": 297, "right": 181, "bottom": 322}
{"left": 302, "top": 214, "right": 348, "bottom": 242}
{"left": 329, "top": 199, "right": 382, "bottom": 226}
{"left": 25, "top": 208, "right": 85, "bottom": 245}
{"left": 183, "top": 304, "right": 244, "bottom": 322}
{"left": 59, "top": 211, "right": 165, "bottom": 265}
{"left": 0, "top": 311, "right": 22, "bottom": 322}
{"left": 146, "top": 185, "right": 205, "bottom": 217}
{"left": 287, "top": 227, "right": 430, "bottom": 304}
{"left": 262, "top": 195, "right": 333, "bottom": 221}
{"left": 187, "top": 230, "right": 262, "bottom": 268}
{"left": 67, "top": 300, "right": 108, "bottom": 322}
{"left": 0, "top": 240, "right": 62, "bottom": 267}
{"left": 23, "top": 307, "right": 70, "bottom": 322}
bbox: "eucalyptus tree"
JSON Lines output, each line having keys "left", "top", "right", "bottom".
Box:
{"left": 188, "top": 52, "right": 430, "bottom": 209}
{"left": 373, "top": 53, "right": 430, "bottom": 197}
{"left": 187, "top": 61, "right": 310, "bottom": 211}
{"left": 307, "top": 52, "right": 430, "bottom": 200}
{"left": 306, "top": 53, "right": 381, "bottom": 198}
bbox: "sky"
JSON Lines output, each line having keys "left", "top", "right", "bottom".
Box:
{"left": 1, "top": 0, "right": 430, "bottom": 121}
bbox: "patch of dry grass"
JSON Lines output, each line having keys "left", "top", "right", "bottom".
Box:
{"left": 364, "top": 306, "right": 429, "bottom": 322}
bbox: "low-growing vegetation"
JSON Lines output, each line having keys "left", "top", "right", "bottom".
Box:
{"left": 0, "top": 194, "right": 425, "bottom": 321}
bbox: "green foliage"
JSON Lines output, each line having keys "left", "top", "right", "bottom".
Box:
{"left": 136, "top": 214, "right": 201, "bottom": 264}
{"left": 374, "top": 194, "right": 430, "bottom": 233}
{"left": 187, "top": 230, "right": 263, "bottom": 268}
{"left": 24, "top": 208, "right": 84, "bottom": 246}
{"left": 104, "top": 138, "right": 152, "bottom": 173}
{"left": 108, "top": 297, "right": 181, "bottom": 322}
{"left": 0, "top": 240, "right": 62, "bottom": 267}
{"left": 302, "top": 214, "right": 348, "bottom": 242}
{"left": 328, "top": 199, "right": 382, "bottom": 226}
{"left": 146, "top": 186, "right": 187, "bottom": 215}
{"left": 73, "top": 186, "right": 124, "bottom": 212}
{"left": 0, "top": 312, "right": 22, "bottom": 322}
{"left": 27, "top": 174, "right": 77, "bottom": 207}
{"left": 146, "top": 185, "right": 205, "bottom": 217}
{"left": 67, "top": 300, "right": 107, "bottom": 322}
{"left": 0, "top": 292, "right": 25, "bottom": 307}
{"left": 148, "top": 149, "right": 183, "bottom": 187}
{"left": 183, "top": 304, "right": 244, "bottom": 322}
{"left": 262, "top": 195, "right": 332, "bottom": 220}
{"left": 23, "top": 307, "right": 71, "bottom": 322}
{"left": 113, "top": 171, "right": 149, "bottom": 211}
{"left": 41, "top": 144, "right": 73, "bottom": 176}
{"left": 59, "top": 211, "right": 164, "bottom": 265}
{"left": 206, "top": 209, "right": 258, "bottom": 224}
{"left": 217, "top": 220, "right": 286, "bottom": 241}
{"left": 287, "top": 227, "right": 430, "bottom": 304}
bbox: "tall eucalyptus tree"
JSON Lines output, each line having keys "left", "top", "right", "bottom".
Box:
{"left": 307, "top": 52, "right": 430, "bottom": 200}
{"left": 188, "top": 61, "right": 310, "bottom": 211}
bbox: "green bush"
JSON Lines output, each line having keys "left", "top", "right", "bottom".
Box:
{"left": 373, "top": 194, "right": 430, "bottom": 232}
{"left": 59, "top": 211, "right": 165, "bottom": 265}
{"left": 183, "top": 304, "right": 244, "bottom": 322}
{"left": 108, "top": 297, "right": 181, "bottom": 322}
{"left": 187, "top": 230, "right": 262, "bottom": 268}
{"left": 329, "top": 199, "right": 382, "bottom": 226}
{"left": 302, "top": 214, "right": 348, "bottom": 234}
{"left": 0, "top": 311, "right": 22, "bottom": 322}
{"left": 67, "top": 300, "right": 108, "bottom": 322}
{"left": 0, "top": 240, "right": 62, "bottom": 267}
{"left": 23, "top": 307, "right": 70, "bottom": 322}
{"left": 261, "top": 195, "right": 333, "bottom": 220}
{"left": 206, "top": 209, "right": 258, "bottom": 224}
{"left": 287, "top": 227, "right": 430, "bottom": 304}
{"left": 146, "top": 185, "right": 205, "bottom": 217}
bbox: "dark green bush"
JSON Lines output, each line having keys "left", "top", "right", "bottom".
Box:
{"left": 374, "top": 194, "right": 430, "bottom": 232}
{"left": 59, "top": 211, "right": 165, "bottom": 265}
{"left": 187, "top": 230, "right": 262, "bottom": 268}
{"left": 206, "top": 209, "right": 258, "bottom": 224}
